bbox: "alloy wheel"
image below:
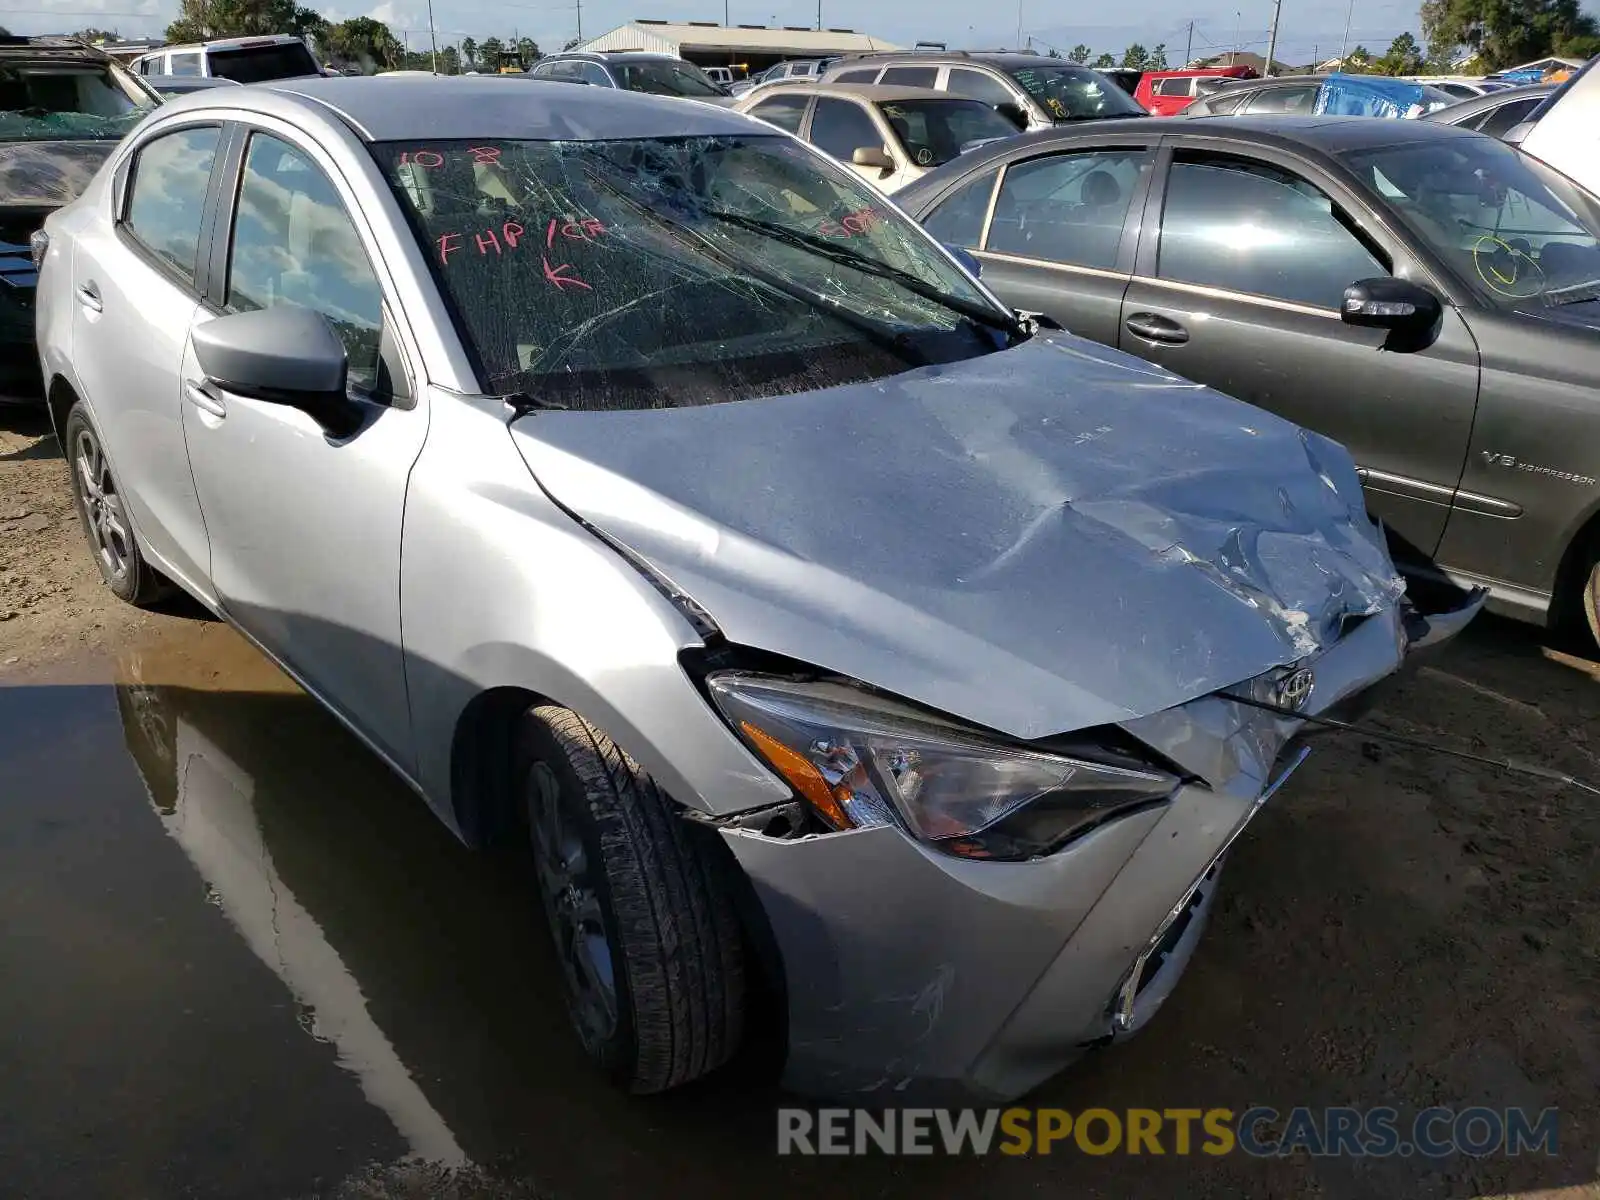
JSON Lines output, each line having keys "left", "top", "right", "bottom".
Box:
{"left": 73, "top": 425, "right": 133, "bottom": 586}
{"left": 527, "top": 761, "right": 620, "bottom": 1051}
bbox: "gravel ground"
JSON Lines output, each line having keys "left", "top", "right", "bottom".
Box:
{"left": 2, "top": 404, "right": 1597, "bottom": 1200}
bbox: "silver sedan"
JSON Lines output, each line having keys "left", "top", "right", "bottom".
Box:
{"left": 34, "top": 75, "right": 1477, "bottom": 1101}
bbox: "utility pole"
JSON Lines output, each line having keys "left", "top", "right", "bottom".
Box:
{"left": 1232, "top": 10, "right": 1240, "bottom": 64}
{"left": 816, "top": 0, "right": 821, "bottom": 31}
{"left": 1184, "top": 19, "right": 1193, "bottom": 66}
{"left": 1015, "top": 0, "right": 1023, "bottom": 50}
{"left": 724, "top": 0, "right": 729, "bottom": 25}
{"left": 426, "top": 0, "right": 437, "bottom": 72}
{"left": 1338, "top": 0, "right": 1354, "bottom": 65}
{"left": 1264, "top": 0, "right": 1281, "bottom": 75}
{"left": 576, "top": 0, "right": 583, "bottom": 43}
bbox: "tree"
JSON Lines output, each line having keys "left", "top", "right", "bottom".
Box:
{"left": 460, "top": 35, "right": 478, "bottom": 68}
{"left": 322, "top": 16, "right": 402, "bottom": 71}
{"left": 166, "top": 0, "right": 325, "bottom": 43}
{"left": 1148, "top": 42, "right": 1169, "bottom": 69}
{"left": 1421, "top": 0, "right": 1598, "bottom": 70}
{"left": 481, "top": 35, "right": 504, "bottom": 66}
{"left": 562, "top": 36, "right": 582, "bottom": 51}
{"left": 1047, "top": 46, "right": 1062, "bottom": 57}
{"left": 515, "top": 36, "right": 541, "bottom": 62}
{"left": 1375, "top": 31, "right": 1424, "bottom": 73}
{"left": 1120, "top": 42, "right": 1148, "bottom": 68}
{"left": 1068, "top": 43, "right": 1091, "bottom": 62}
{"left": 1092, "top": 51, "right": 1116, "bottom": 67}
{"left": 71, "top": 26, "right": 121, "bottom": 44}
{"left": 1342, "top": 44, "right": 1373, "bottom": 71}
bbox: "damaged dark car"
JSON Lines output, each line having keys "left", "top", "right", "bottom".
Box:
{"left": 0, "top": 36, "right": 156, "bottom": 401}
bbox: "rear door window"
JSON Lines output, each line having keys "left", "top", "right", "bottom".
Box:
{"left": 167, "top": 52, "right": 201, "bottom": 77}
{"left": 1155, "top": 77, "right": 1192, "bottom": 97}
{"left": 123, "top": 125, "right": 222, "bottom": 286}
{"left": 833, "top": 68, "right": 878, "bottom": 83}
{"left": 988, "top": 148, "right": 1150, "bottom": 268}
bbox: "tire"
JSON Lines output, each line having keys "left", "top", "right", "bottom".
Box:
{"left": 517, "top": 705, "right": 745, "bottom": 1093}
{"left": 63, "top": 404, "right": 170, "bottom": 606}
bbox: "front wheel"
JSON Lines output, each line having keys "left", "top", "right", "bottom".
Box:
{"left": 1583, "top": 559, "right": 1600, "bottom": 652}
{"left": 516, "top": 705, "right": 745, "bottom": 1093}
{"left": 63, "top": 404, "right": 170, "bottom": 606}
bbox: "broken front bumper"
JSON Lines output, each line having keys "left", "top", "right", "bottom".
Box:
{"left": 718, "top": 591, "right": 1484, "bottom": 1104}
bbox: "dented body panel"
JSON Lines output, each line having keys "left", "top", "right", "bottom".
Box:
{"left": 512, "top": 334, "right": 1404, "bottom": 740}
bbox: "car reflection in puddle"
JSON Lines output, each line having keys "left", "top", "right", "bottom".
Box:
{"left": 7, "top": 637, "right": 969, "bottom": 1198}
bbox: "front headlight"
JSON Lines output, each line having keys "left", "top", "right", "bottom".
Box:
{"left": 707, "top": 672, "right": 1179, "bottom": 861}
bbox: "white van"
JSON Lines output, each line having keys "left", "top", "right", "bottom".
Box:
{"left": 128, "top": 34, "right": 324, "bottom": 84}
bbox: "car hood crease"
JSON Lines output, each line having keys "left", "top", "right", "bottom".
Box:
{"left": 509, "top": 335, "right": 1405, "bottom": 740}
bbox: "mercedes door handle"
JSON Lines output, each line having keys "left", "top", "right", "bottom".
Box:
{"left": 183, "top": 379, "right": 227, "bottom": 419}
{"left": 75, "top": 282, "right": 103, "bottom": 313}
{"left": 1124, "top": 312, "right": 1189, "bottom": 345}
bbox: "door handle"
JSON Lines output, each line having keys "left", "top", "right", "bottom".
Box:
{"left": 184, "top": 379, "right": 227, "bottom": 418}
{"left": 1124, "top": 312, "right": 1189, "bottom": 345}
{"left": 75, "top": 281, "right": 102, "bottom": 313}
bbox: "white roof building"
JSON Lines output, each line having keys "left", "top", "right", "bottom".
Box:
{"left": 575, "top": 20, "right": 900, "bottom": 60}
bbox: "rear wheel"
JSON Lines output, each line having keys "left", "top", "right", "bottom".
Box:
{"left": 1582, "top": 559, "right": 1600, "bottom": 652}
{"left": 63, "top": 405, "right": 170, "bottom": 606}
{"left": 516, "top": 705, "right": 745, "bottom": 1093}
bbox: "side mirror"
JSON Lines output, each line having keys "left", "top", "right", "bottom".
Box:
{"left": 995, "top": 101, "right": 1029, "bottom": 129}
{"left": 944, "top": 244, "right": 982, "bottom": 278}
{"left": 193, "top": 305, "right": 363, "bottom": 438}
{"left": 1341, "top": 277, "right": 1441, "bottom": 334}
{"left": 1503, "top": 119, "right": 1534, "bottom": 144}
{"left": 852, "top": 145, "right": 895, "bottom": 172}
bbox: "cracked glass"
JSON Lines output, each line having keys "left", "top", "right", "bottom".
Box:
{"left": 373, "top": 134, "right": 1016, "bottom": 409}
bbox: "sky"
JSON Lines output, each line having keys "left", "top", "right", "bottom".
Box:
{"left": 0, "top": 0, "right": 1430, "bottom": 69}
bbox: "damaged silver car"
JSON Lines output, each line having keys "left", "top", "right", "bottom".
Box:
{"left": 36, "top": 76, "right": 1481, "bottom": 1102}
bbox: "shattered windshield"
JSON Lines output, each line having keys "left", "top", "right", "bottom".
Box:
{"left": 1345, "top": 137, "right": 1600, "bottom": 310}
{"left": 0, "top": 60, "right": 154, "bottom": 141}
{"left": 610, "top": 60, "right": 724, "bottom": 97}
{"left": 1006, "top": 64, "right": 1146, "bottom": 120}
{"left": 373, "top": 135, "right": 1014, "bottom": 408}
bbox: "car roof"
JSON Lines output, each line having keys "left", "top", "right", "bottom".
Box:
{"left": 757, "top": 82, "right": 971, "bottom": 102}
{"left": 834, "top": 52, "right": 1097, "bottom": 70}
{"left": 547, "top": 50, "right": 680, "bottom": 61}
{"left": 163, "top": 73, "right": 761, "bottom": 142}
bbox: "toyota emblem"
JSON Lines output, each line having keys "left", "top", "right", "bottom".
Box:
{"left": 1274, "top": 667, "right": 1316, "bottom": 712}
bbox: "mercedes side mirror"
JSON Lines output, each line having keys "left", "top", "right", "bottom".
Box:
{"left": 192, "top": 305, "right": 364, "bottom": 438}
{"left": 1341, "top": 277, "right": 1441, "bottom": 334}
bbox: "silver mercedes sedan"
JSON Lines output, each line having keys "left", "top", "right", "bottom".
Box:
{"left": 34, "top": 75, "right": 1479, "bottom": 1102}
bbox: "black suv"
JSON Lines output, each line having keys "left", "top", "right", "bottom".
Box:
{"left": 820, "top": 51, "right": 1145, "bottom": 131}
{"left": 526, "top": 51, "right": 733, "bottom": 103}
{"left": 0, "top": 37, "right": 158, "bottom": 402}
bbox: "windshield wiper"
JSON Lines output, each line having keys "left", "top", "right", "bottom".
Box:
{"left": 699, "top": 208, "right": 1026, "bottom": 337}
{"left": 1540, "top": 279, "right": 1600, "bottom": 307}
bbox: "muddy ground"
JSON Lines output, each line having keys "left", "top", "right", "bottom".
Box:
{"left": 2, "top": 406, "right": 1598, "bottom": 1200}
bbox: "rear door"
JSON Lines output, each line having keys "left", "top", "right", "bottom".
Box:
{"left": 918, "top": 139, "right": 1157, "bottom": 346}
{"left": 1117, "top": 140, "right": 1482, "bottom": 558}
{"left": 70, "top": 120, "right": 224, "bottom": 598}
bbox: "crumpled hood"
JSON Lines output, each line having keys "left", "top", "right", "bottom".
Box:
{"left": 0, "top": 140, "right": 116, "bottom": 209}
{"left": 509, "top": 335, "right": 1406, "bottom": 740}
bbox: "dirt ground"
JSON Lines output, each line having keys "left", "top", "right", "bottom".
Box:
{"left": 2, "top": 403, "right": 1598, "bottom": 1200}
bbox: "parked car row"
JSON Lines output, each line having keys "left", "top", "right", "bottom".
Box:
{"left": 24, "top": 52, "right": 1600, "bottom": 1111}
